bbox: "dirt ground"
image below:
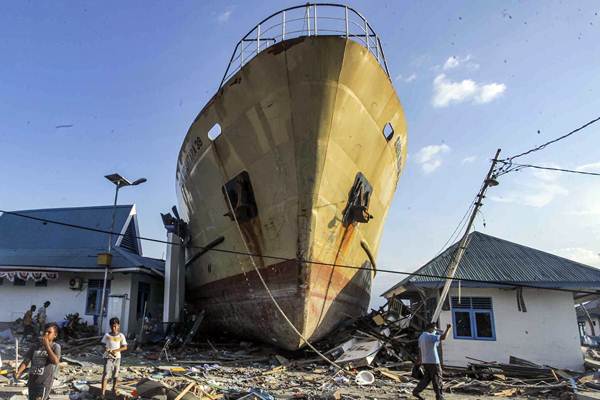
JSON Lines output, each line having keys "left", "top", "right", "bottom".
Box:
{"left": 0, "top": 333, "right": 575, "bottom": 399}
{"left": 0, "top": 353, "right": 538, "bottom": 400}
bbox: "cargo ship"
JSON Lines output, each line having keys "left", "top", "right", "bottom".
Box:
{"left": 176, "top": 4, "right": 407, "bottom": 350}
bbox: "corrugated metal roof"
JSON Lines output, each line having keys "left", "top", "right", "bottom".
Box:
{"left": 0, "top": 205, "right": 163, "bottom": 272}
{"left": 0, "top": 205, "right": 132, "bottom": 250}
{"left": 384, "top": 231, "right": 600, "bottom": 295}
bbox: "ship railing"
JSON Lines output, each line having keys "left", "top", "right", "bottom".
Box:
{"left": 219, "top": 3, "right": 391, "bottom": 89}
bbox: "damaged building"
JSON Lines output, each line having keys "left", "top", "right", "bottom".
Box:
{"left": 382, "top": 231, "right": 600, "bottom": 371}
{"left": 0, "top": 205, "right": 164, "bottom": 334}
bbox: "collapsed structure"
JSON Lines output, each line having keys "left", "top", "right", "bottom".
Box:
{"left": 383, "top": 231, "right": 600, "bottom": 371}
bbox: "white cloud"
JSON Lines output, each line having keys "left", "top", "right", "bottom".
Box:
{"left": 432, "top": 74, "right": 506, "bottom": 107}
{"left": 443, "top": 57, "right": 460, "bottom": 70}
{"left": 217, "top": 9, "right": 232, "bottom": 23}
{"left": 476, "top": 83, "right": 506, "bottom": 103}
{"left": 395, "top": 73, "right": 417, "bottom": 83}
{"left": 442, "top": 55, "right": 479, "bottom": 71}
{"left": 522, "top": 183, "right": 568, "bottom": 207}
{"left": 414, "top": 144, "right": 451, "bottom": 174}
{"left": 489, "top": 184, "right": 567, "bottom": 208}
{"left": 576, "top": 162, "right": 600, "bottom": 173}
{"left": 553, "top": 247, "right": 600, "bottom": 267}
{"left": 566, "top": 184, "right": 600, "bottom": 216}
{"left": 531, "top": 163, "right": 561, "bottom": 182}
{"left": 461, "top": 156, "right": 477, "bottom": 164}
{"left": 490, "top": 163, "right": 568, "bottom": 207}
{"left": 569, "top": 204, "right": 600, "bottom": 216}
{"left": 432, "top": 74, "right": 476, "bottom": 107}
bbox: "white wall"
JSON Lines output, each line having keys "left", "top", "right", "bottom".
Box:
{"left": 0, "top": 272, "right": 103, "bottom": 325}
{"left": 438, "top": 287, "right": 584, "bottom": 371}
{"left": 129, "top": 273, "right": 164, "bottom": 334}
{"left": 104, "top": 273, "right": 134, "bottom": 334}
{"left": 0, "top": 271, "right": 161, "bottom": 336}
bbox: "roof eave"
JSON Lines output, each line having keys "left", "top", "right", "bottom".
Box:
{"left": 406, "top": 280, "right": 600, "bottom": 290}
{"left": 0, "top": 264, "right": 163, "bottom": 278}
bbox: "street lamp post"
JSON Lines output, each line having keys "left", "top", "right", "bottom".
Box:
{"left": 97, "top": 173, "right": 147, "bottom": 335}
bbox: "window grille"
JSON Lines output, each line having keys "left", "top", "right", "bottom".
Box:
{"left": 451, "top": 296, "right": 496, "bottom": 341}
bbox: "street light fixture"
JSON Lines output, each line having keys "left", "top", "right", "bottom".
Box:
{"left": 97, "top": 173, "right": 147, "bottom": 334}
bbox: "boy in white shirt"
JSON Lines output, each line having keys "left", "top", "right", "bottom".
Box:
{"left": 101, "top": 317, "right": 127, "bottom": 398}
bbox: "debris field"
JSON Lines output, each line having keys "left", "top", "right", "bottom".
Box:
{"left": 2, "top": 301, "right": 600, "bottom": 399}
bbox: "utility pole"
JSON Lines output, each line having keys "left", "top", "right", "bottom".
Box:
{"left": 98, "top": 173, "right": 146, "bottom": 335}
{"left": 431, "top": 148, "right": 502, "bottom": 323}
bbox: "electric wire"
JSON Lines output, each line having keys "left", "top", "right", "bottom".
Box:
{"left": 1, "top": 208, "right": 599, "bottom": 296}
{"left": 432, "top": 200, "right": 475, "bottom": 291}
{"left": 433, "top": 195, "right": 476, "bottom": 259}
{"left": 497, "top": 161, "right": 600, "bottom": 177}
{"left": 505, "top": 115, "right": 600, "bottom": 162}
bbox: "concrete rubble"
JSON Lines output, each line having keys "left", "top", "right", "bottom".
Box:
{"left": 1, "top": 303, "right": 600, "bottom": 399}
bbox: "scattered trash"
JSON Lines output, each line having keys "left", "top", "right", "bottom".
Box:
{"left": 0, "top": 299, "right": 595, "bottom": 399}
{"left": 333, "top": 375, "right": 350, "bottom": 385}
{"left": 238, "top": 388, "right": 275, "bottom": 400}
{"left": 72, "top": 380, "right": 89, "bottom": 392}
{"left": 0, "top": 329, "right": 15, "bottom": 342}
{"left": 335, "top": 338, "right": 383, "bottom": 367}
{"left": 355, "top": 370, "right": 375, "bottom": 385}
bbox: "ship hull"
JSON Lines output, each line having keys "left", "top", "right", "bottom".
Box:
{"left": 177, "top": 36, "right": 407, "bottom": 350}
{"left": 187, "top": 259, "right": 371, "bottom": 348}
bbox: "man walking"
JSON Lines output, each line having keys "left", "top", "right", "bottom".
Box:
{"left": 15, "top": 323, "right": 61, "bottom": 400}
{"left": 413, "top": 323, "right": 452, "bottom": 400}
{"left": 101, "top": 317, "right": 128, "bottom": 398}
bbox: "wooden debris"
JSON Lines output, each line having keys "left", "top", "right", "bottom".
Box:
{"left": 274, "top": 354, "right": 290, "bottom": 367}
{"left": 493, "top": 388, "right": 519, "bottom": 396}
{"left": 173, "top": 382, "right": 195, "bottom": 400}
{"left": 261, "top": 365, "right": 286, "bottom": 375}
{"left": 376, "top": 367, "right": 409, "bottom": 382}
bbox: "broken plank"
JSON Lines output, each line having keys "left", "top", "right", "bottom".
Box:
{"left": 376, "top": 367, "right": 409, "bottom": 382}
{"left": 174, "top": 382, "right": 195, "bottom": 400}
{"left": 493, "top": 388, "right": 519, "bottom": 397}
{"left": 509, "top": 356, "right": 542, "bottom": 367}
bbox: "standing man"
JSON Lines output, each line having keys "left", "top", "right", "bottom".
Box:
{"left": 413, "top": 323, "right": 452, "bottom": 400}
{"left": 15, "top": 323, "right": 61, "bottom": 400}
{"left": 35, "top": 302, "right": 51, "bottom": 335}
{"left": 101, "top": 317, "right": 128, "bottom": 398}
{"left": 23, "top": 305, "right": 36, "bottom": 339}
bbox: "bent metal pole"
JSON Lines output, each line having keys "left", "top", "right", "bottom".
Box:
{"left": 431, "top": 148, "right": 502, "bottom": 323}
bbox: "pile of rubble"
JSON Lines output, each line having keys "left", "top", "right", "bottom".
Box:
{"left": 2, "top": 301, "right": 600, "bottom": 399}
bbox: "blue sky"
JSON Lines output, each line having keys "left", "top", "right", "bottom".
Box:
{"left": 1, "top": 1, "right": 599, "bottom": 306}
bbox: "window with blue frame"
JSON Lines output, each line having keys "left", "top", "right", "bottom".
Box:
{"left": 85, "top": 279, "right": 111, "bottom": 316}
{"left": 451, "top": 297, "right": 496, "bottom": 341}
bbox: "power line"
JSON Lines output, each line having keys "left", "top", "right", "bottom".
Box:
{"left": 498, "top": 161, "right": 600, "bottom": 177}
{"left": 505, "top": 115, "right": 600, "bottom": 162}
{"left": 1, "top": 208, "right": 599, "bottom": 296}
{"left": 433, "top": 196, "right": 476, "bottom": 259}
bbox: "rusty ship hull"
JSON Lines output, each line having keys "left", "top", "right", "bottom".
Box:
{"left": 176, "top": 32, "right": 407, "bottom": 350}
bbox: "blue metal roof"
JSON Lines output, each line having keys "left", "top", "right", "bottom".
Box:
{"left": 384, "top": 231, "right": 600, "bottom": 295}
{"left": 0, "top": 205, "right": 163, "bottom": 273}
